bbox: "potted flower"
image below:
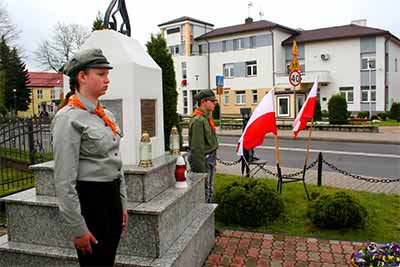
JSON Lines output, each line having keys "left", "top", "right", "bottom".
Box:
{"left": 351, "top": 242, "right": 400, "bottom": 267}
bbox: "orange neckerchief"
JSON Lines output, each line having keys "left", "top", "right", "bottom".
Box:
{"left": 68, "top": 94, "right": 117, "bottom": 136}
{"left": 191, "top": 108, "right": 216, "bottom": 133}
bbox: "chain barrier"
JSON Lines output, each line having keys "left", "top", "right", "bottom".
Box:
{"left": 322, "top": 158, "right": 400, "bottom": 183}
{"left": 216, "top": 156, "right": 318, "bottom": 179}
{"left": 216, "top": 157, "right": 241, "bottom": 166}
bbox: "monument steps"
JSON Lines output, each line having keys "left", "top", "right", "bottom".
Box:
{"left": 0, "top": 204, "right": 216, "bottom": 267}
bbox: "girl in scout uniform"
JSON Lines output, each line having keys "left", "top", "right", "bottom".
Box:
{"left": 53, "top": 48, "right": 128, "bottom": 266}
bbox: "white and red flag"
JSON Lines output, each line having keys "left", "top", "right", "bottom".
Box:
{"left": 293, "top": 78, "right": 319, "bottom": 139}
{"left": 236, "top": 89, "right": 277, "bottom": 156}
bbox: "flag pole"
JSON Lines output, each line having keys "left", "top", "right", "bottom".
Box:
{"left": 301, "top": 118, "right": 313, "bottom": 200}
{"left": 274, "top": 134, "right": 283, "bottom": 193}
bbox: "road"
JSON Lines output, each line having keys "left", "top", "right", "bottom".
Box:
{"left": 185, "top": 135, "right": 400, "bottom": 179}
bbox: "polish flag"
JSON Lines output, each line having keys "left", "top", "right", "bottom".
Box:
{"left": 237, "top": 89, "right": 277, "bottom": 156}
{"left": 293, "top": 78, "right": 319, "bottom": 139}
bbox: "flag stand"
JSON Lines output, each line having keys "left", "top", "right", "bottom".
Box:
{"left": 275, "top": 123, "right": 312, "bottom": 201}
{"left": 274, "top": 135, "right": 283, "bottom": 193}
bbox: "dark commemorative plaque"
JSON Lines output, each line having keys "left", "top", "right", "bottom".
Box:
{"left": 141, "top": 99, "right": 156, "bottom": 137}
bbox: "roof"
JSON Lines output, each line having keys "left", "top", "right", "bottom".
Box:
{"left": 195, "top": 19, "right": 298, "bottom": 40}
{"left": 282, "top": 24, "right": 400, "bottom": 45}
{"left": 158, "top": 16, "right": 214, "bottom": 27}
{"left": 27, "top": 72, "right": 63, "bottom": 87}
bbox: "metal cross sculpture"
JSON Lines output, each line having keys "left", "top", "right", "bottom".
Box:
{"left": 104, "top": 0, "right": 131, "bottom": 37}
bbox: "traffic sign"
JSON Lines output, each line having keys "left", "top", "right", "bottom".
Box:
{"left": 289, "top": 70, "right": 302, "bottom": 87}
{"left": 216, "top": 75, "right": 224, "bottom": 87}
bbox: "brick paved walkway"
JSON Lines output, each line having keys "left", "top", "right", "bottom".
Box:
{"left": 204, "top": 230, "right": 364, "bottom": 267}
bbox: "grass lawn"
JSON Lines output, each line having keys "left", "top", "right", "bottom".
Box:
{"left": 214, "top": 173, "right": 400, "bottom": 243}
{"left": 1, "top": 147, "right": 53, "bottom": 163}
{"left": 0, "top": 169, "right": 35, "bottom": 197}
{"left": 371, "top": 119, "right": 400, "bottom": 126}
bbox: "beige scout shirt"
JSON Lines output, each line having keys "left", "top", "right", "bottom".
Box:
{"left": 52, "top": 92, "right": 127, "bottom": 237}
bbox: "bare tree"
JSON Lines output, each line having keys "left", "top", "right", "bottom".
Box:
{"left": 34, "top": 22, "right": 89, "bottom": 71}
{"left": 0, "top": 0, "right": 20, "bottom": 43}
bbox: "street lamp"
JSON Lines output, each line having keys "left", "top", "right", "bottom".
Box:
{"left": 12, "top": 88, "right": 16, "bottom": 116}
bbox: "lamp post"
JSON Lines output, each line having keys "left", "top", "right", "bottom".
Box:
{"left": 12, "top": 88, "right": 16, "bottom": 116}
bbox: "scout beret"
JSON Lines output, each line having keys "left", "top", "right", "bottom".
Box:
{"left": 194, "top": 89, "right": 217, "bottom": 102}
{"left": 62, "top": 48, "right": 113, "bottom": 77}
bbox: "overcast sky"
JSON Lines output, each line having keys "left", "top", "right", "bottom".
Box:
{"left": 4, "top": 0, "right": 400, "bottom": 71}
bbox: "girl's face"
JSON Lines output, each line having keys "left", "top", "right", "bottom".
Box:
{"left": 77, "top": 68, "right": 110, "bottom": 99}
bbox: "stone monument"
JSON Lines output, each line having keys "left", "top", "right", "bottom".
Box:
{"left": 0, "top": 1, "right": 216, "bottom": 266}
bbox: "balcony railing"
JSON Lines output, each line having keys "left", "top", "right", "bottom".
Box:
{"left": 275, "top": 71, "right": 331, "bottom": 85}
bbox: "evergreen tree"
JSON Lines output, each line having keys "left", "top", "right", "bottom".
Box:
{"left": 0, "top": 37, "right": 30, "bottom": 113}
{"left": 146, "top": 34, "right": 178, "bottom": 150}
{"left": 0, "top": 70, "right": 7, "bottom": 115}
{"left": 92, "top": 11, "right": 104, "bottom": 31}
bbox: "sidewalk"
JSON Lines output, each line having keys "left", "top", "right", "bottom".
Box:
{"left": 204, "top": 230, "right": 363, "bottom": 267}
{"left": 215, "top": 126, "right": 400, "bottom": 144}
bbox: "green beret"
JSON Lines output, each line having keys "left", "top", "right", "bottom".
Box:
{"left": 194, "top": 89, "right": 216, "bottom": 102}
{"left": 61, "top": 48, "right": 113, "bottom": 77}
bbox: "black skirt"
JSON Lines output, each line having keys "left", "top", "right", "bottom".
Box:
{"left": 75, "top": 179, "right": 123, "bottom": 267}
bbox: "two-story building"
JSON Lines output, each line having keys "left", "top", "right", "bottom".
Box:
{"left": 18, "top": 72, "right": 63, "bottom": 118}
{"left": 158, "top": 16, "right": 400, "bottom": 118}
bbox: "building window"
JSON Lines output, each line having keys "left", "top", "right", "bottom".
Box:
{"left": 37, "top": 89, "right": 43, "bottom": 99}
{"left": 223, "top": 63, "right": 234, "bottom": 78}
{"left": 250, "top": 36, "right": 256, "bottom": 49}
{"left": 198, "top": 44, "right": 203, "bottom": 55}
{"left": 175, "top": 45, "right": 180, "bottom": 55}
{"left": 166, "top": 27, "right": 180, "bottom": 34}
{"left": 222, "top": 41, "right": 227, "bottom": 52}
{"left": 297, "top": 95, "right": 305, "bottom": 112}
{"left": 395, "top": 58, "right": 398, "bottom": 72}
{"left": 361, "top": 86, "right": 376, "bottom": 103}
{"left": 339, "top": 87, "right": 354, "bottom": 103}
{"left": 235, "top": 90, "right": 245, "bottom": 104}
{"left": 224, "top": 91, "right": 230, "bottom": 105}
{"left": 246, "top": 61, "right": 257, "bottom": 76}
{"left": 181, "top": 62, "right": 187, "bottom": 79}
{"left": 252, "top": 90, "right": 258, "bottom": 104}
{"left": 277, "top": 96, "right": 290, "bottom": 117}
{"left": 50, "top": 89, "right": 55, "bottom": 99}
{"left": 361, "top": 57, "right": 376, "bottom": 70}
{"left": 233, "top": 38, "right": 244, "bottom": 50}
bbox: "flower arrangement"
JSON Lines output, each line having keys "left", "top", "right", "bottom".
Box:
{"left": 351, "top": 242, "right": 400, "bottom": 267}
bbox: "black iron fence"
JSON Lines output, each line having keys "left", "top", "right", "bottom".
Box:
{"left": 0, "top": 116, "right": 53, "bottom": 197}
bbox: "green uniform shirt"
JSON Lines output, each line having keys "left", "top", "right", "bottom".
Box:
{"left": 189, "top": 108, "right": 219, "bottom": 172}
{"left": 52, "top": 92, "right": 127, "bottom": 238}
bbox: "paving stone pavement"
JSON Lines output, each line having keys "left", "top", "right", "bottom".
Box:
{"left": 203, "top": 230, "right": 365, "bottom": 267}
{"left": 216, "top": 164, "right": 400, "bottom": 195}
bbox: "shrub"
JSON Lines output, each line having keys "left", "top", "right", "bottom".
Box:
{"left": 214, "top": 179, "right": 284, "bottom": 226}
{"left": 357, "top": 111, "right": 369, "bottom": 119}
{"left": 389, "top": 102, "right": 400, "bottom": 122}
{"left": 314, "top": 100, "right": 322, "bottom": 121}
{"left": 213, "top": 102, "right": 220, "bottom": 120}
{"left": 370, "top": 115, "right": 379, "bottom": 121}
{"left": 377, "top": 112, "right": 389, "bottom": 121}
{"left": 328, "top": 94, "right": 348, "bottom": 124}
{"left": 307, "top": 192, "right": 367, "bottom": 229}
{"left": 321, "top": 110, "right": 329, "bottom": 118}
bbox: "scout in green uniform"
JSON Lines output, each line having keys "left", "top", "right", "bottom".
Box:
{"left": 189, "top": 89, "right": 219, "bottom": 203}
{"left": 53, "top": 48, "right": 128, "bottom": 266}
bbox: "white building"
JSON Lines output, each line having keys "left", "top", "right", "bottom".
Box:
{"left": 158, "top": 17, "right": 400, "bottom": 118}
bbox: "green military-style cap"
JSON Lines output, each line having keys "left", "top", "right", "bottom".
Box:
{"left": 62, "top": 48, "right": 113, "bottom": 77}
{"left": 194, "top": 89, "right": 217, "bottom": 102}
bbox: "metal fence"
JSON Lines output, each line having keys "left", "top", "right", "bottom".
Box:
{"left": 0, "top": 116, "right": 53, "bottom": 197}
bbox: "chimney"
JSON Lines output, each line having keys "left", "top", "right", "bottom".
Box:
{"left": 351, "top": 19, "right": 367, "bottom": 27}
{"left": 245, "top": 17, "right": 253, "bottom": 24}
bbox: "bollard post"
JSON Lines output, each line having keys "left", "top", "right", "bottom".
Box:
{"left": 317, "top": 152, "right": 323, "bottom": 186}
